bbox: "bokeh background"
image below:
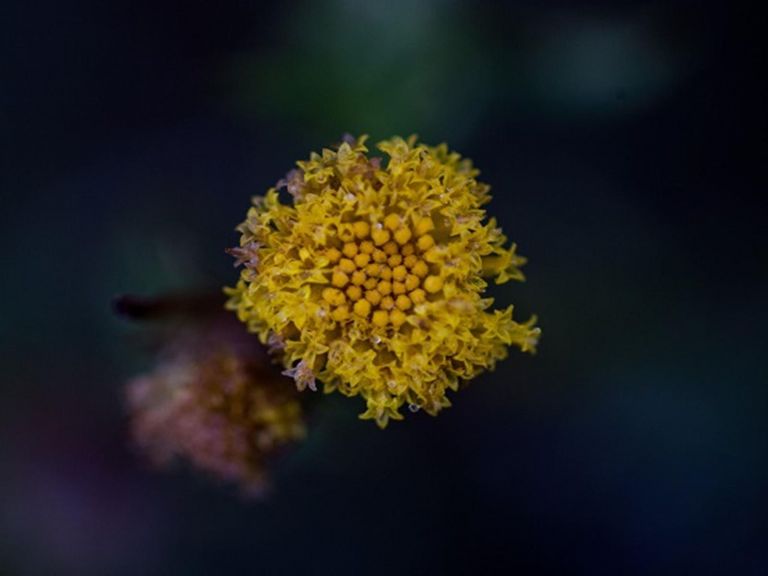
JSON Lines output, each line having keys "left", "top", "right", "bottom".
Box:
{"left": 2, "top": 1, "right": 765, "bottom": 574}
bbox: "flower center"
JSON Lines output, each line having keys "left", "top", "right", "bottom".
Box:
{"left": 320, "top": 213, "right": 443, "bottom": 328}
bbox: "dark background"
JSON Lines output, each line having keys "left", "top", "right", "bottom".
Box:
{"left": 1, "top": 1, "right": 765, "bottom": 574}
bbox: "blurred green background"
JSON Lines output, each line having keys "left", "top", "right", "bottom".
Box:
{"left": 1, "top": 1, "right": 765, "bottom": 574}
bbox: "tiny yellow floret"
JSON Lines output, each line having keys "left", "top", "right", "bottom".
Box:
{"left": 353, "top": 299, "right": 371, "bottom": 317}
{"left": 372, "top": 309, "right": 389, "bottom": 327}
{"left": 395, "top": 294, "right": 412, "bottom": 311}
{"left": 338, "top": 225, "right": 355, "bottom": 243}
{"left": 394, "top": 227, "right": 412, "bottom": 245}
{"left": 383, "top": 241, "right": 399, "bottom": 256}
{"left": 342, "top": 242, "right": 358, "bottom": 258}
{"left": 410, "top": 288, "right": 426, "bottom": 304}
{"left": 416, "top": 234, "right": 435, "bottom": 252}
{"left": 332, "top": 270, "right": 349, "bottom": 288}
{"left": 411, "top": 260, "right": 429, "bottom": 278}
{"left": 351, "top": 270, "right": 367, "bottom": 286}
{"left": 346, "top": 285, "right": 362, "bottom": 301}
{"left": 339, "top": 258, "right": 356, "bottom": 274}
{"left": 392, "top": 265, "right": 408, "bottom": 282}
{"left": 365, "top": 290, "right": 382, "bottom": 306}
{"left": 332, "top": 305, "right": 350, "bottom": 322}
{"left": 353, "top": 221, "right": 371, "bottom": 239}
{"left": 364, "top": 277, "right": 378, "bottom": 290}
{"left": 404, "top": 274, "right": 420, "bottom": 292}
{"left": 423, "top": 275, "right": 444, "bottom": 294}
{"left": 372, "top": 228, "right": 390, "bottom": 246}
{"left": 389, "top": 309, "right": 407, "bottom": 328}
{"left": 414, "top": 216, "right": 435, "bottom": 236}
{"left": 384, "top": 213, "right": 401, "bottom": 231}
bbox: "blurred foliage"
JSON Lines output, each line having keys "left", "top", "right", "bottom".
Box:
{"left": 223, "top": 0, "right": 689, "bottom": 143}
{"left": 226, "top": 0, "right": 497, "bottom": 140}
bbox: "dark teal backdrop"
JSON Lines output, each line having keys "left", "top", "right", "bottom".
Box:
{"left": 1, "top": 1, "right": 765, "bottom": 574}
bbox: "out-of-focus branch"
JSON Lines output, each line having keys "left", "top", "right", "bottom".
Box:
{"left": 112, "top": 292, "right": 224, "bottom": 321}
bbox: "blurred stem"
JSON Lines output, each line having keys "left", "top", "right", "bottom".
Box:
{"left": 112, "top": 292, "right": 224, "bottom": 321}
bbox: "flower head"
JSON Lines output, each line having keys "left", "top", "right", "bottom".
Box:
{"left": 226, "top": 136, "right": 540, "bottom": 427}
{"left": 125, "top": 315, "right": 305, "bottom": 495}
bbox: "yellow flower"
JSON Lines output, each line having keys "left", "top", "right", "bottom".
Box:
{"left": 226, "top": 135, "right": 540, "bottom": 428}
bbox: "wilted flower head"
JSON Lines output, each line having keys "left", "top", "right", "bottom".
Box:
{"left": 226, "top": 135, "right": 540, "bottom": 427}
{"left": 125, "top": 312, "right": 305, "bottom": 495}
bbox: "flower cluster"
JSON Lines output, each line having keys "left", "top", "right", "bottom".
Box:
{"left": 226, "top": 135, "right": 540, "bottom": 427}
{"left": 125, "top": 316, "right": 305, "bottom": 495}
